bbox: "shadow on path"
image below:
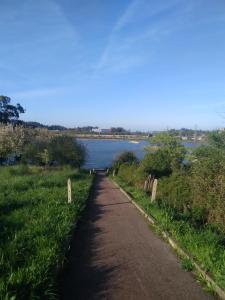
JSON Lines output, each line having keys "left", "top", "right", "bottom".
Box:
{"left": 59, "top": 173, "right": 119, "bottom": 300}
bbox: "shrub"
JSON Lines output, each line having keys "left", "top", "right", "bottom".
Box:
{"left": 112, "top": 151, "right": 138, "bottom": 170}
{"left": 191, "top": 146, "right": 225, "bottom": 231}
{"left": 48, "top": 136, "right": 86, "bottom": 168}
{"left": 117, "top": 163, "right": 139, "bottom": 185}
{"left": 22, "top": 141, "right": 49, "bottom": 166}
{"left": 139, "top": 149, "right": 172, "bottom": 178}
{"left": 22, "top": 136, "right": 86, "bottom": 168}
{"left": 157, "top": 170, "right": 191, "bottom": 214}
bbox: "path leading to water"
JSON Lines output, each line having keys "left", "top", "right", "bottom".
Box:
{"left": 60, "top": 173, "right": 212, "bottom": 300}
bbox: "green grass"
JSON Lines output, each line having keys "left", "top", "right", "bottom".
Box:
{"left": 0, "top": 165, "right": 93, "bottom": 300}
{"left": 113, "top": 176, "right": 225, "bottom": 291}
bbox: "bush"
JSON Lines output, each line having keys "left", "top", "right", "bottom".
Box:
{"left": 48, "top": 136, "right": 86, "bottom": 168}
{"left": 22, "top": 136, "right": 86, "bottom": 168}
{"left": 112, "top": 151, "right": 138, "bottom": 170}
{"left": 139, "top": 149, "right": 172, "bottom": 178}
{"left": 158, "top": 170, "right": 191, "bottom": 215}
{"left": 22, "top": 141, "right": 49, "bottom": 166}
{"left": 191, "top": 146, "right": 225, "bottom": 231}
{"left": 117, "top": 163, "right": 139, "bottom": 186}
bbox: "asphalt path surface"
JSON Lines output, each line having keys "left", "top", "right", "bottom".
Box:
{"left": 60, "top": 173, "right": 212, "bottom": 300}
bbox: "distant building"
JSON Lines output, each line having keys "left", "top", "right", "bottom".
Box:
{"left": 92, "top": 127, "right": 101, "bottom": 133}
{"left": 181, "top": 136, "right": 188, "bottom": 141}
{"left": 101, "top": 129, "right": 111, "bottom": 133}
{"left": 91, "top": 128, "right": 111, "bottom": 134}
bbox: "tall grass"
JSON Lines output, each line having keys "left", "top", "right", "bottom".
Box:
{"left": 113, "top": 176, "right": 225, "bottom": 291}
{"left": 0, "top": 165, "right": 93, "bottom": 299}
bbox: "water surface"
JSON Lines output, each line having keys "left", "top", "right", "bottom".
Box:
{"left": 78, "top": 139, "right": 149, "bottom": 169}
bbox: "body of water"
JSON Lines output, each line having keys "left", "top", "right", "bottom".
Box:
{"left": 78, "top": 139, "right": 200, "bottom": 169}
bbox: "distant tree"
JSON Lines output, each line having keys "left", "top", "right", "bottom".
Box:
{"left": 111, "top": 127, "right": 128, "bottom": 134}
{"left": 0, "top": 96, "right": 25, "bottom": 124}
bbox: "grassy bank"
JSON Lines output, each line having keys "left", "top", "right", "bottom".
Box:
{"left": 113, "top": 176, "right": 225, "bottom": 292}
{"left": 0, "top": 165, "right": 93, "bottom": 299}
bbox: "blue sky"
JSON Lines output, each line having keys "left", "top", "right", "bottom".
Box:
{"left": 1, "top": 0, "right": 225, "bottom": 130}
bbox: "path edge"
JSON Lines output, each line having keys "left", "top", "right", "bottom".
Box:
{"left": 110, "top": 178, "right": 225, "bottom": 300}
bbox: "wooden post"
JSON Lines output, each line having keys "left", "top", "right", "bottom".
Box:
{"left": 147, "top": 174, "right": 152, "bottom": 191}
{"left": 149, "top": 175, "right": 155, "bottom": 191}
{"left": 144, "top": 180, "right": 148, "bottom": 192}
{"left": 151, "top": 179, "right": 158, "bottom": 202}
{"left": 113, "top": 170, "right": 116, "bottom": 177}
{"left": 67, "top": 178, "right": 72, "bottom": 203}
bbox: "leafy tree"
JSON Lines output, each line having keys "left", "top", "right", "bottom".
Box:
{"left": 0, "top": 96, "right": 25, "bottom": 124}
{"left": 0, "top": 125, "right": 31, "bottom": 164}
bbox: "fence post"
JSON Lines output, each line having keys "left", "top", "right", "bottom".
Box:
{"left": 151, "top": 179, "right": 158, "bottom": 202}
{"left": 147, "top": 174, "right": 152, "bottom": 191}
{"left": 67, "top": 178, "right": 72, "bottom": 203}
{"left": 144, "top": 180, "right": 148, "bottom": 192}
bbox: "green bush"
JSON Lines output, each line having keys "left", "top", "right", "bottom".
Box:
{"left": 158, "top": 170, "right": 191, "bottom": 215}
{"left": 117, "top": 163, "right": 139, "bottom": 186}
{"left": 22, "top": 136, "right": 86, "bottom": 168}
{"left": 191, "top": 146, "right": 225, "bottom": 231}
{"left": 112, "top": 151, "right": 138, "bottom": 171}
{"left": 48, "top": 136, "right": 86, "bottom": 168}
{"left": 139, "top": 149, "right": 172, "bottom": 178}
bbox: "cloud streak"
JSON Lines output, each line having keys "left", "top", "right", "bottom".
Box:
{"left": 95, "top": 0, "right": 205, "bottom": 74}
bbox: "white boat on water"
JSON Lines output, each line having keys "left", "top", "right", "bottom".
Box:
{"left": 129, "top": 140, "right": 140, "bottom": 144}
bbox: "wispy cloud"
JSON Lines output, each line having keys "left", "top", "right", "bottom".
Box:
{"left": 95, "top": 0, "right": 206, "bottom": 74}
{"left": 0, "top": 0, "right": 80, "bottom": 84}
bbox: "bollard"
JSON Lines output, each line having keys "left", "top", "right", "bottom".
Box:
{"left": 151, "top": 179, "right": 158, "bottom": 202}
{"left": 67, "top": 178, "right": 72, "bottom": 203}
{"left": 147, "top": 174, "right": 152, "bottom": 191}
{"left": 144, "top": 180, "right": 148, "bottom": 192}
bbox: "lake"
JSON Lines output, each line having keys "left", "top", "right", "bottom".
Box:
{"left": 78, "top": 139, "right": 200, "bottom": 169}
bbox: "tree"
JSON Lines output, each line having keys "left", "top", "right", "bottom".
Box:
{"left": 0, "top": 124, "right": 31, "bottom": 164}
{"left": 0, "top": 96, "right": 25, "bottom": 124}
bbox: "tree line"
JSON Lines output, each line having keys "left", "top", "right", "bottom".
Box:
{"left": 0, "top": 96, "right": 86, "bottom": 167}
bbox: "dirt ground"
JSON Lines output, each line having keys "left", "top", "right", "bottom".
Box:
{"left": 60, "top": 173, "right": 212, "bottom": 300}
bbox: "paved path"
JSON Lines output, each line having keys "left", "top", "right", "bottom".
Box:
{"left": 60, "top": 173, "right": 212, "bottom": 300}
